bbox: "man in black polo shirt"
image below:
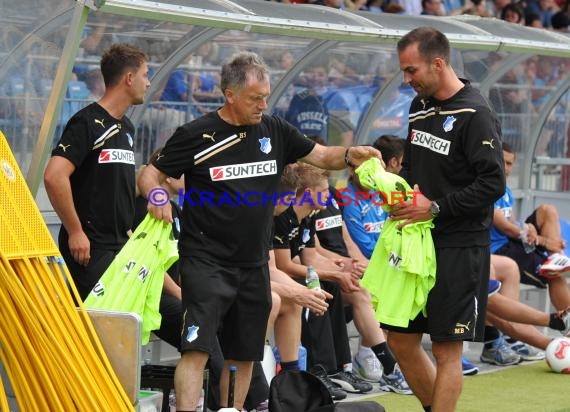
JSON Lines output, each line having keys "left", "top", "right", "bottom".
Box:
{"left": 137, "top": 51, "right": 379, "bottom": 412}
{"left": 45, "top": 43, "right": 150, "bottom": 300}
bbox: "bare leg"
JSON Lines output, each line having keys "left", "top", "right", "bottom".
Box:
{"left": 274, "top": 297, "right": 302, "bottom": 362}
{"left": 487, "top": 312, "right": 551, "bottom": 350}
{"left": 548, "top": 276, "right": 570, "bottom": 311}
{"left": 491, "top": 254, "right": 520, "bottom": 300}
{"left": 343, "top": 288, "right": 385, "bottom": 347}
{"left": 266, "top": 291, "right": 281, "bottom": 339}
{"left": 487, "top": 293, "right": 550, "bottom": 326}
{"left": 535, "top": 204, "right": 565, "bottom": 253}
{"left": 175, "top": 351, "right": 209, "bottom": 410}
{"left": 431, "top": 340, "right": 463, "bottom": 412}
{"left": 219, "top": 360, "right": 254, "bottom": 410}
{"left": 387, "top": 331, "right": 435, "bottom": 407}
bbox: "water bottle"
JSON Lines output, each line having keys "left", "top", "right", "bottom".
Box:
{"left": 168, "top": 389, "right": 176, "bottom": 412}
{"left": 520, "top": 223, "right": 536, "bottom": 254}
{"left": 305, "top": 265, "right": 321, "bottom": 290}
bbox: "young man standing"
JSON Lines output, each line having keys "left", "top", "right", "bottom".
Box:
{"left": 387, "top": 27, "right": 505, "bottom": 412}
{"left": 44, "top": 43, "right": 150, "bottom": 300}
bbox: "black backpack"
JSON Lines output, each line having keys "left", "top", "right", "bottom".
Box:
{"left": 269, "top": 370, "right": 385, "bottom": 412}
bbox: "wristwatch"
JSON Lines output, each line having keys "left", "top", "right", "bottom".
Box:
{"left": 430, "top": 201, "right": 440, "bottom": 218}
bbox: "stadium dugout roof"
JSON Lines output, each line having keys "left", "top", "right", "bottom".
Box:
{"left": 1, "top": 0, "right": 569, "bottom": 223}
{"left": 99, "top": 0, "right": 570, "bottom": 56}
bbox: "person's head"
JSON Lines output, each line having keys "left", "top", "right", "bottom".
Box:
{"left": 551, "top": 10, "right": 570, "bottom": 31}
{"left": 275, "top": 163, "right": 300, "bottom": 216}
{"left": 397, "top": 27, "right": 451, "bottom": 98}
{"left": 525, "top": 12, "right": 543, "bottom": 27}
{"left": 422, "top": 0, "right": 443, "bottom": 15}
{"left": 502, "top": 142, "right": 516, "bottom": 177}
{"left": 84, "top": 69, "right": 105, "bottom": 99}
{"left": 373, "top": 134, "right": 405, "bottom": 173}
{"left": 306, "top": 58, "right": 330, "bottom": 90}
{"left": 100, "top": 43, "right": 150, "bottom": 104}
{"left": 220, "top": 51, "right": 270, "bottom": 125}
{"left": 501, "top": 3, "right": 524, "bottom": 23}
{"left": 295, "top": 163, "right": 330, "bottom": 212}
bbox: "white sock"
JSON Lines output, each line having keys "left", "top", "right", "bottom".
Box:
{"left": 357, "top": 345, "right": 375, "bottom": 359}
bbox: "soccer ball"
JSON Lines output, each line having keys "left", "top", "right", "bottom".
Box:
{"left": 545, "top": 337, "right": 570, "bottom": 374}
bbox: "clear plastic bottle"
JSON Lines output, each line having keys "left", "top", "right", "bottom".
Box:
{"left": 168, "top": 389, "right": 176, "bottom": 412}
{"left": 520, "top": 223, "right": 536, "bottom": 254}
{"left": 305, "top": 265, "right": 321, "bottom": 291}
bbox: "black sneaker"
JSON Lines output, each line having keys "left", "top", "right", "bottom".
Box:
{"left": 309, "top": 365, "right": 347, "bottom": 400}
{"left": 329, "top": 370, "right": 373, "bottom": 393}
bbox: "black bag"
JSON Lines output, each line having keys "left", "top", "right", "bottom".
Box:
{"left": 269, "top": 370, "right": 385, "bottom": 412}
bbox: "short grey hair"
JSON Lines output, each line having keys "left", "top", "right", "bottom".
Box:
{"left": 220, "top": 51, "right": 269, "bottom": 93}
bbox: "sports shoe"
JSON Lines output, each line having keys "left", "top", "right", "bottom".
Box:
{"left": 539, "top": 253, "right": 570, "bottom": 278}
{"left": 329, "top": 370, "right": 373, "bottom": 393}
{"left": 488, "top": 279, "right": 502, "bottom": 296}
{"left": 309, "top": 364, "right": 347, "bottom": 400}
{"left": 480, "top": 335, "right": 522, "bottom": 366}
{"left": 353, "top": 351, "right": 382, "bottom": 382}
{"left": 461, "top": 355, "right": 479, "bottom": 375}
{"left": 378, "top": 363, "right": 413, "bottom": 395}
{"left": 510, "top": 341, "right": 545, "bottom": 361}
{"left": 558, "top": 307, "right": 570, "bottom": 336}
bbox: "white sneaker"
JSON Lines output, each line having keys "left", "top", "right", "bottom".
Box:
{"left": 539, "top": 253, "right": 570, "bottom": 278}
{"left": 353, "top": 351, "right": 382, "bottom": 382}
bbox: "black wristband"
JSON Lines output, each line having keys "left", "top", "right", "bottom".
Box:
{"left": 344, "top": 148, "right": 355, "bottom": 168}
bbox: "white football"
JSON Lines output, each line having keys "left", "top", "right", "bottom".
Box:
{"left": 545, "top": 337, "right": 570, "bottom": 374}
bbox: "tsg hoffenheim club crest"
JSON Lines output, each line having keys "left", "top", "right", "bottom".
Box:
{"left": 259, "top": 137, "right": 272, "bottom": 154}
{"left": 443, "top": 116, "right": 456, "bottom": 132}
{"left": 302, "top": 228, "right": 311, "bottom": 243}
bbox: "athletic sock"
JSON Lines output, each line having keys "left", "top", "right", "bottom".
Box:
{"left": 343, "top": 363, "right": 353, "bottom": 373}
{"left": 483, "top": 326, "right": 500, "bottom": 349}
{"left": 549, "top": 312, "right": 566, "bottom": 330}
{"left": 371, "top": 342, "right": 396, "bottom": 375}
{"left": 281, "top": 360, "right": 300, "bottom": 371}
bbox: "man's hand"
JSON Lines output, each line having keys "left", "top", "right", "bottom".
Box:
{"left": 347, "top": 146, "right": 383, "bottom": 168}
{"left": 294, "top": 288, "right": 333, "bottom": 316}
{"left": 68, "top": 230, "right": 90, "bottom": 266}
{"left": 148, "top": 202, "right": 173, "bottom": 223}
{"left": 335, "top": 257, "right": 366, "bottom": 280}
{"left": 389, "top": 184, "right": 432, "bottom": 228}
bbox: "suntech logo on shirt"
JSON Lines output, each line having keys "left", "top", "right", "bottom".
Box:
{"left": 411, "top": 129, "right": 450, "bottom": 155}
{"left": 315, "top": 215, "right": 343, "bottom": 231}
{"left": 209, "top": 160, "right": 277, "bottom": 181}
{"left": 98, "top": 149, "right": 135, "bottom": 164}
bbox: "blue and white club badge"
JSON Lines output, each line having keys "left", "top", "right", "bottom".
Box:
{"left": 127, "top": 132, "right": 134, "bottom": 147}
{"left": 186, "top": 325, "right": 199, "bottom": 343}
{"left": 442, "top": 116, "right": 456, "bottom": 132}
{"left": 258, "top": 137, "right": 272, "bottom": 154}
{"left": 332, "top": 198, "right": 339, "bottom": 210}
{"left": 302, "top": 228, "right": 311, "bottom": 244}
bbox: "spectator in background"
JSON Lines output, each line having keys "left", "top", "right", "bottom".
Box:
{"left": 525, "top": 11, "right": 544, "bottom": 26}
{"left": 526, "top": 0, "right": 559, "bottom": 27}
{"left": 421, "top": 0, "right": 446, "bottom": 15}
{"left": 501, "top": 2, "right": 526, "bottom": 22}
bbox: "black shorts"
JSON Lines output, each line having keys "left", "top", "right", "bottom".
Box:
{"left": 494, "top": 210, "right": 549, "bottom": 288}
{"left": 383, "top": 246, "right": 490, "bottom": 342}
{"left": 494, "top": 240, "right": 549, "bottom": 288}
{"left": 59, "top": 239, "right": 119, "bottom": 300}
{"left": 179, "top": 256, "right": 271, "bottom": 361}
